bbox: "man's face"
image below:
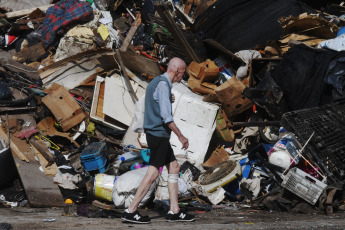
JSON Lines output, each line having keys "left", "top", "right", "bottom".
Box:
{"left": 172, "top": 67, "right": 186, "bottom": 83}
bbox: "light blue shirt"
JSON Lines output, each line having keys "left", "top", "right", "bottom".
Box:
{"left": 153, "top": 73, "right": 174, "bottom": 124}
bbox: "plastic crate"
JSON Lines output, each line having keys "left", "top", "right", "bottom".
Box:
{"left": 281, "top": 168, "right": 326, "bottom": 205}
{"left": 281, "top": 99, "right": 345, "bottom": 183}
{"left": 80, "top": 142, "right": 108, "bottom": 173}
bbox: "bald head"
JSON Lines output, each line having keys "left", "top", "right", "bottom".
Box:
{"left": 166, "top": 57, "right": 186, "bottom": 83}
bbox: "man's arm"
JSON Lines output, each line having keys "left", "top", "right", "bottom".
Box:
{"left": 167, "top": 122, "right": 189, "bottom": 150}
{"left": 154, "top": 81, "right": 188, "bottom": 149}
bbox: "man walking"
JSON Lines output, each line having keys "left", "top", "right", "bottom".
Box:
{"left": 122, "top": 57, "right": 195, "bottom": 224}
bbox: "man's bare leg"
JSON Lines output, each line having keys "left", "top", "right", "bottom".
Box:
{"left": 167, "top": 160, "right": 180, "bottom": 213}
{"left": 127, "top": 165, "right": 159, "bottom": 213}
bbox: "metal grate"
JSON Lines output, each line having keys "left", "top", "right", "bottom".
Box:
{"left": 282, "top": 100, "right": 345, "bottom": 183}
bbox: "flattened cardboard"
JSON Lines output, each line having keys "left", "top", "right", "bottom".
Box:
{"left": 215, "top": 76, "right": 252, "bottom": 117}
{"left": 42, "top": 83, "right": 85, "bottom": 131}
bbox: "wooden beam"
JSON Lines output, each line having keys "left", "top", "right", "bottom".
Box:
{"left": 5, "top": 4, "right": 54, "bottom": 19}
{"left": 115, "top": 49, "right": 138, "bottom": 101}
{"left": 120, "top": 13, "right": 141, "bottom": 52}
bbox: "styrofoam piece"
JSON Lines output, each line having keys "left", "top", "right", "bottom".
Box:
{"left": 281, "top": 168, "right": 327, "bottom": 205}
{"left": 122, "top": 82, "right": 219, "bottom": 168}
{"left": 207, "top": 187, "right": 226, "bottom": 205}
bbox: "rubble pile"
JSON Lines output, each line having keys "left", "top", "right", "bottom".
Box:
{"left": 1, "top": 0, "right": 345, "bottom": 218}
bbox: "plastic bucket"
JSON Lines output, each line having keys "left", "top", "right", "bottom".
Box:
{"left": 94, "top": 174, "right": 117, "bottom": 202}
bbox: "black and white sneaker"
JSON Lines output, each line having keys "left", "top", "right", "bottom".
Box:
{"left": 166, "top": 210, "right": 195, "bottom": 222}
{"left": 121, "top": 209, "right": 151, "bottom": 224}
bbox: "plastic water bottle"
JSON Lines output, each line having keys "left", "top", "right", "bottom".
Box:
{"left": 117, "top": 151, "right": 140, "bottom": 162}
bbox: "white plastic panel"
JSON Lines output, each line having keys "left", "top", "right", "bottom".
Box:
{"left": 170, "top": 83, "right": 219, "bottom": 167}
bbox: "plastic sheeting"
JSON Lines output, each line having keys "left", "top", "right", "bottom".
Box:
{"left": 195, "top": 0, "right": 314, "bottom": 52}
{"left": 271, "top": 44, "right": 345, "bottom": 111}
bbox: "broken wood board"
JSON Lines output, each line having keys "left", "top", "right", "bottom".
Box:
{"left": 5, "top": 4, "right": 54, "bottom": 19}
{"left": 38, "top": 49, "right": 113, "bottom": 88}
{"left": 120, "top": 51, "right": 162, "bottom": 78}
{"left": 103, "top": 75, "right": 145, "bottom": 127}
{"left": 41, "top": 54, "right": 118, "bottom": 90}
{"left": 90, "top": 76, "right": 127, "bottom": 130}
{"left": 281, "top": 13, "right": 337, "bottom": 39}
{"left": 2, "top": 120, "right": 64, "bottom": 207}
{"left": 0, "top": 127, "right": 29, "bottom": 162}
{"left": 126, "top": 68, "right": 148, "bottom": 89}
{"left": 13, "top": 42, "right": 46, "bottom": 63}
{"left": 41, "top": 57, "right": 104, "bottom": 90}
{"left": 279, "top": 33, "right": 325, "bottom": 53}
{"left": 42, "top": 83, "right": 86, "bottom": 131}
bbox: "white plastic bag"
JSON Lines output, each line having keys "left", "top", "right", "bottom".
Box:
{"left": 112, "top": 167, "right": 157, "bottom": 208}
{"left": 317, "top": 34, "right": 345, "bottom": 51}
{"left": 131, "top": 95, "right": 145, "bottom": 133}
{"left": 235, "top": 50, "right": 262, "bottom": 81}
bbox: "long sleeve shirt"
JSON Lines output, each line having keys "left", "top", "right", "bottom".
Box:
{"left": 153, "top": 73, "right": 174, "bottom": 124}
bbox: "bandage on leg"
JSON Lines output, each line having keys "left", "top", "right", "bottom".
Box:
{"left": 168, "top": 174, "right": 179, "bottom": 183}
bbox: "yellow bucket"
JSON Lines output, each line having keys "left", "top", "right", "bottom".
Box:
{"left": 94, "top": 174, "right": 117, "bottom": 202}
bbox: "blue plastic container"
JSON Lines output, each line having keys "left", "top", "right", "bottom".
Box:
{"left": 80, "top": 142, "right": 108, "bottom": 173}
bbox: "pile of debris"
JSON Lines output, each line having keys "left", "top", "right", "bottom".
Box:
{"left": 1, "top": 0, "right": 345, "bottom": 218}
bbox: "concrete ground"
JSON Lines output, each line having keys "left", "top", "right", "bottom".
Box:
{"left": 1, "top": 205, "right": 344, "bottom": 230}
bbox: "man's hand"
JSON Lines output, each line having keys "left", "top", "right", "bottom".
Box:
{"left": 171, "top": 93, "right": 175, "bottom": 103}
{"left": 167, "top": 121, "right": 189, "bottom": 150}
{"left": 178, "top": 135, "right": 189, "bottom": 150}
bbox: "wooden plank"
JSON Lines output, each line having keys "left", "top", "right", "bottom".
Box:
{"left": 125, "top": 68, "right": 148, "bottom": 89}
{"left": 5, "top": 4, "right": 54, "bottom": 19}
{"left": 116, "top": 49, "right": 138, "bottom": 101}
{"left": 9, "top": 132, "right": 64, "bottom": 207}
{"left": 13, "top": 42, "right": 47, "bottom": 63}
{"left": 120, "top": 14, "right": 141, "bottom": 52}
{"left": 0, "top": 113, "right": 64, "bottom": 207}
{"left": 96, "top": 81, "right": 105, "bottom": 118}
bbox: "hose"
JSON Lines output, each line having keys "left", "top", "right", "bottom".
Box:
{"left": 0, "top": 83, "right": 34, "bottom": 107}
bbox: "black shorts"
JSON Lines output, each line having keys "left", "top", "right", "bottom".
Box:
{"left": 146, "top": 133, "right": 176, "bottom": 168}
